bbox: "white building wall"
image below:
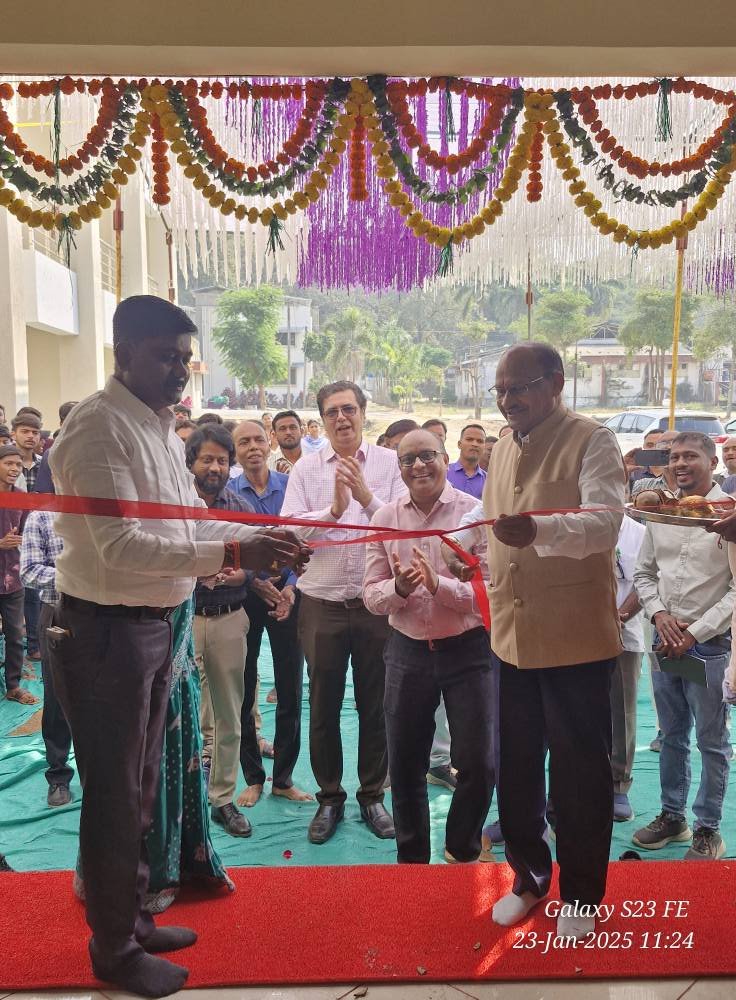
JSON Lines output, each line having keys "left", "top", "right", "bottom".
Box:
{"left": 0, "top": 175, "right": 180, "bottom": 427}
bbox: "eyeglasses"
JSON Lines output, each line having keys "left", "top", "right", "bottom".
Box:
{"left": 398, "top": 449, "right": 442, "bottom": 468}
{"left": 323, "top": 404, "right": 359, "bottom": 420}
{"left": 490, "top": 375, "right": 549, "bottom": 400}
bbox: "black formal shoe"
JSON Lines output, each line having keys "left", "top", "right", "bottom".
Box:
{"left": 360, "top": 802, "right": 396, "bottom": 839}
{"left": 211, "top": 803, "right": 252, "bottom": 838}
{"left": 0, "top": 853, "right": 13, "bottom": 872}
{"left": 307, "top": 803, "right": 344, "bottom": 844}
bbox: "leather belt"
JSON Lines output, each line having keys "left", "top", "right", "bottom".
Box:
{"left": 304, "top": 595, "right": 364, "bottom": 609}
{"left": 194, "top": 603, "right": 243, "bottom": 618}
{"left": 398, "top": 626, "right": 487, "bottom": 652}
{"left": 60, "top": 593, "right": 174, "bottom": 621}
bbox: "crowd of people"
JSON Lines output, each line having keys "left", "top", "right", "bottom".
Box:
{"left": 2, "top": 293, "right": 736, "bottom": 996}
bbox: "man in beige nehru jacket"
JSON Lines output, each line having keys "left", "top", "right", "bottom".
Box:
{"left": 446, "top": 342, "right": 625, "bottom": 941}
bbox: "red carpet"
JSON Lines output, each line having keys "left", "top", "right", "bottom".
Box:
{"left": 2, "top": 862, "right": 734, "bottom": 988}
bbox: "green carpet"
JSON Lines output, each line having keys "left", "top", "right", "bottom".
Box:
{"left": 1, "top": 640, "right": 734, "bottom": 871}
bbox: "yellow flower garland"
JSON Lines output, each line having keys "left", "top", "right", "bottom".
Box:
{"left": 544, "top": 103, "right": 736, "bottom": 248}
{"left": 369, "top": 95, "right": 543, "bottom": 250}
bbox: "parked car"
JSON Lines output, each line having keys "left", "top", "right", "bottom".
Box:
{"left": 603, "top": 408, "right": 727, "bottom": 473}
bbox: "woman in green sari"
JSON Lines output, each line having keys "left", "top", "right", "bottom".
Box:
{"left": 74, "top": 597, "right": 233, "bottom": 912}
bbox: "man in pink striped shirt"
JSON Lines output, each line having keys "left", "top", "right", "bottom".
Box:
{"left": 281, "top": 380, "right": 406, "bottom": 845}
{"left": 363, "top": 428, "right": 495, "bottom": 864}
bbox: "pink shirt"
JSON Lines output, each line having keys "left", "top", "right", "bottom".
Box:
{"left": 280, "top": 439, "right": 406, "bottom": 601}
{"left": 363, "top": 482, "right": 488, "bottom": 640}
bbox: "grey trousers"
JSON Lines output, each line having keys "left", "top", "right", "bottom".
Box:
{"left": 610, "top": 650, "right": 643, "bottom": 793}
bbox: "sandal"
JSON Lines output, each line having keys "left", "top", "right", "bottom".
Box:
{"left": 5, "top": 687, "right": 39, "bottom": 705}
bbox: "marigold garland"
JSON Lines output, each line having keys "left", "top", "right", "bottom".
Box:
{"left": 0, "top": 74, "right": 735, "bottom": 267}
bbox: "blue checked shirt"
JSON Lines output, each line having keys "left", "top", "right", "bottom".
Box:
{"left": 20, "top": 510, "right": 63, "bottom": 605}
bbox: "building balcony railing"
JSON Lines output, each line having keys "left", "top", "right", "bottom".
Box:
{"left": 23, "top": 227, "right": 68, "bottom": 268}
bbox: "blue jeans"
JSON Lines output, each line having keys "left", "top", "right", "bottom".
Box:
{"left": 653, "top": 640, "right": 731, "bottom": 830}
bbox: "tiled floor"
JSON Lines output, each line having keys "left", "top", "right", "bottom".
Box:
{"left": 1, "top": 980, "right": 735, "bottom": 1000}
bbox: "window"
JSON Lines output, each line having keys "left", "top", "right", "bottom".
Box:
{"left": 618, "top": 414, "right": 639, "bottom": 433}
{"left": 605, "top": 415, "right": 623, "bottom": 432}
{"left": 290, "top": 365, "right": 298, "bottom": 386}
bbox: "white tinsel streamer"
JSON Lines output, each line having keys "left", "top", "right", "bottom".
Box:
{"left": 453, "top": 76, "right": 736, "bottom": 297}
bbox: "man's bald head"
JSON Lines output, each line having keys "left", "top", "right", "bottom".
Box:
{"left": 494, "top": 342, "right": 565, "bottom": 436}
{"left": 398, "top": 428, "right": 447, "bottom": 459}
{"left": 397, "top": 429, "right": 449, "bottom": 506}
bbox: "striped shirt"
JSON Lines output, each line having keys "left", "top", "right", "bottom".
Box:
{"left": 20, "top": 510, "right": 63, "bottom": 605}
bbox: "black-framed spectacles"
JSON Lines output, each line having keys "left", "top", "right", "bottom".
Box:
{"left": 398, "top": 450, "right": 442, "bottom": 468}
{"left": 490, "top": 375, "right": 549, "bottom": 400}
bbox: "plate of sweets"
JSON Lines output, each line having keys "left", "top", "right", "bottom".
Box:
{"left": 626, "top": 488, "right": 735, "bottom": 527}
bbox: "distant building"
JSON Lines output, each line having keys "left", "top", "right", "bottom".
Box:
{"left": 571, "top": 323, "right": 700, "bottom": 407}
{"left": 189, "top": 286, "right": 315, "bottom": 406}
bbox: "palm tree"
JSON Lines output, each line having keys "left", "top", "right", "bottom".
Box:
{"left": 325, "top": 307, "right": 375, "bottom": 384}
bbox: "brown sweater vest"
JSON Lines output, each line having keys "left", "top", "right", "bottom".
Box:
{"left": 483, "top": 404, "right": 622, "bottom": 668}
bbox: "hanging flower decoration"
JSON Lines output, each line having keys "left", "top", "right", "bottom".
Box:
{"left": 0, "top": 73, "right": 735, "bottom": 269}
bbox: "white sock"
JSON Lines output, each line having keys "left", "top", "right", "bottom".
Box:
{"left": 492, "top": 891, "right": 546, "bottom": 927}
{"left": 557, "top": 914, "right": 595, "bottom": 940}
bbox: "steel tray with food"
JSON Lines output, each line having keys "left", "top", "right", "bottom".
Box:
{"left": 626, "top": 488, "right": 735, "bottom": 527}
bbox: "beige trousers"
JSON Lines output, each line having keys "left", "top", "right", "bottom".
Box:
{"left": 194, "top": 608, "right": 249, "bottom": 809}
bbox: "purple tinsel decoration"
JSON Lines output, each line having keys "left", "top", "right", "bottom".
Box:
{"left": 212, "top": 76, "right": 520, "bottom": 292}
{"left": 298, "top": 77, "right": 520, "bottom": 292}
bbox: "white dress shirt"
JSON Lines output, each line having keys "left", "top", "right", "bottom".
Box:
{"left": 633, "top": 483, "right": 736, "bottom": 643}
{"left": 452, "top": 426, "right": 624, "bottom": 559}
{"left": 616, "top": 515, "right": 646, "bottom": 654}
{"left": 50, "top": 376, "right": 258, "bottom": 608}
{"left": 280, "top": 439, "right": 406, "bottom": 601}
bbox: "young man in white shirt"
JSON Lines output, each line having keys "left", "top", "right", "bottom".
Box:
{"left": 612, "top": 516, "right": 646, "bottom": 822}
{"left": 48, "top": 295, "right": 309, "bottom": 998}
{"left": 633, "top": 432, "right": 734, "bottom": 860}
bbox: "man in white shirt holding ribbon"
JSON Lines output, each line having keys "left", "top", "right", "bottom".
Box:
{"left": 48, "top": 296, "right": 309, "bottom": 999}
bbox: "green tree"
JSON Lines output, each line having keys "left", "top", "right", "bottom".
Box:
{"left": 303, "top": 330, "right": 335, "bottom": 395}
{"left": 211, "top": 286, "right": 286, "bottom": 409}
{"left": 692, "top": 302, "right": 736, "bottom": 415}
{"left": 455, "top": 318, "right": 497, "bottom": 419}
{"left": 510, "top": 288, "right": 592, "bottom": 359}
{"left": 619, "top": 289, "right": 698, "bottom": 405}
{"left": 324, "top": 306, "right": 375, "bottom": 383}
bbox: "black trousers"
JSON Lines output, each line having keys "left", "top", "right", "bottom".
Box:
{"left": 48, "top": 599, "right": 173, "bottom": 965}
{"left": 0, "top": 588, "right": 24, "bottom": 691}
{"left": 24, "top": 586, "right": 41, "bottom": 652}
{"left": 240, "top": 589, "right": 304, "bottom": 789}
{"left": 38, "top": 601, "right": 73, "bottom": 787}
{"left": 298, "top": 594, "right": 389, "bottom": 807}
{"left": 495, "top": 653, "right": 615, "bottom": 906}
{"left": 384, "top": 627, "right": 496, "bottom": 863}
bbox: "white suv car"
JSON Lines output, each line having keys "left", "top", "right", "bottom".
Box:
{"left": 603, "top": 408, "right": 727, "bottom": 471}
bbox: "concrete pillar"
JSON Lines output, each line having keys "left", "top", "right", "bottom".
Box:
{"left": 58, "top": 219, "right": 106, "bottom": 403}
{"left": 0, "top": 210, "right": 29, "bottom": 414}
{"left": 121, "top": 171, "right": 148, "bottom": 298}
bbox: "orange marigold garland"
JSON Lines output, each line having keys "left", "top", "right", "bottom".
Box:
{"left": 349, "top": 115, "right": 368, "bottom": 201}
{"left": 386, "top": 79, "right": 511, "bottom": 174}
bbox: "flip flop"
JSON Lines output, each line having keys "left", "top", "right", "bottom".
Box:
{"left": 5, "top": 687, "right": 39, "bottom": 705}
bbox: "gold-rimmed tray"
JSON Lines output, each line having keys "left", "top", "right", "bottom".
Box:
{"left": 625, "top": 503, "right": 726, "bottom": 528}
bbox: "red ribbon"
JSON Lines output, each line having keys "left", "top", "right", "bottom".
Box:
{"left": 0, "top": 492, "right": 630, "bottom": 633}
